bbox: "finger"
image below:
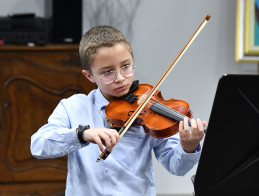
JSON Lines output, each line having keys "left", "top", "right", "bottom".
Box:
{"left": 190, "top": 118, "right": 198, "bottom": 135}
{"left": 109, "top": 133, "right": 117, "bottom": 147}
{"left": 196, "top": 118, "right": 203, "bottom": 131}
{"left": 93, "top": 136, "right": 104, "bottom": 152}
{"left": 94, "top": 130, "right": 111, "bottom": 150}
{"left": 179, "top": 121, "right": 186, "bottom": 139}
{"left": 184, "top": 117, "right": 190, "bottom": 137}
{"left": 179, "top": 121, "right": 187, "bottom": 142}
{"left": 105, "top": 129, "right": 119, "bottom": 147}
{"left": 196, "top": 118, "right": 205, "bottom": 136}
{"left": 179, "top": 120, "right": 184, "bottom": 131}
{"left": 101, "top": 133, "right": 112, "bottom": 150}
{"left": 110, "top": 129, "right": 120, "bottom": 142}
{"left": 183, "top": 116, "right": 189, "bottom": 129}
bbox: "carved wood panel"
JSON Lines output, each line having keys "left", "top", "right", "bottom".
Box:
{"left": 0, "top": 46, "right": 96, "bottom": 195}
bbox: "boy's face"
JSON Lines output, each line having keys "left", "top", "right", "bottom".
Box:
{"left": 82, "top": 43, "right": 134, "bottom": 101}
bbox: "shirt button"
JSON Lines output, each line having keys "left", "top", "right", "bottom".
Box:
{"left": 105, "top": 167, "right": 109, "bottom": 174}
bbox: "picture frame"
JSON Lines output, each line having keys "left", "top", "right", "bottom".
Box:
{"left": 236, "top": 0, "right": 259, "bottom": 62}
{"left": 245, "top": 0, "right": 259, "bottom": 55}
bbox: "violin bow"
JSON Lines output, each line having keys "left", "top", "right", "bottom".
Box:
{"left": 96, "top": 14, "right": 211, "bottom": 162}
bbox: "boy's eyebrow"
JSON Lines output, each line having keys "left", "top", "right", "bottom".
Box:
{"left": 98, "top": 65, "right": 113, "bottom": 72}
{"left": 97, "top": 58, "right": 133, "bottom": 73}
{"left": 121, "top": 58, "right": 131, "bottom": 64}
{"left": 99, "top": 59, "right": 132, "bottom": 71}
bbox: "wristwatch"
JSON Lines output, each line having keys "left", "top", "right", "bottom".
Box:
{"left": 77, "top": 124, "right": 90, "bottom": 143}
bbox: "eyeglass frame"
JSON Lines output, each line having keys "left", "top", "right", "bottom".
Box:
{"left": 91, "top": 64, "right": 136, "bottom": 84}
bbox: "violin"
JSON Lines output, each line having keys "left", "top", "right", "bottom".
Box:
{"left": 96, "top": 14, "right": 211, "bottom": 162}
{"left": 105, "top": 83, "right": 196, "bottom": 138}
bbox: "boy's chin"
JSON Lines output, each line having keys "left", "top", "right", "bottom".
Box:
{"left": 114, "top": 92, "right": 128, "bottom": 98}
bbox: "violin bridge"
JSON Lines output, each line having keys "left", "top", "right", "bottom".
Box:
{"left": 137, "top": 94, "right": 147, "bottom": 105}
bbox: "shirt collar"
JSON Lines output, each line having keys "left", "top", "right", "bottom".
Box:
{"left": 94, "top": 88, "right": 109, "bottom": 112}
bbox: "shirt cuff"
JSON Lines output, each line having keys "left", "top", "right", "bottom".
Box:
{"left": 176, "top": 143, "right": 201, "bottom": 161}
{"left": 67, "top": 128, "right": 90, "bottom": 152}
{"left": 180, "top": 143, "right": 201, "bottom": 154}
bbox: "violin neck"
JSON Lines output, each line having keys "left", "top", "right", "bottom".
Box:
{"left": 150, "top": 101, "right": 207, "bottom": 132}
{"left": 150, "top": 101, "right": 192, "bottom": 126}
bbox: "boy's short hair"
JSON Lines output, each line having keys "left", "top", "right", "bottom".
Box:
{"left": 79, "top": 25, "right": 133, "bottom": 73}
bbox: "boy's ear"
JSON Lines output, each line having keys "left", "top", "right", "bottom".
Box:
{"left": 82, "top": 70, "right": 95, "bottom": 83}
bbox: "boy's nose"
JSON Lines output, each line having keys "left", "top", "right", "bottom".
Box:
{"left": 114, "top": 71, "right": 125, "bottom": 83}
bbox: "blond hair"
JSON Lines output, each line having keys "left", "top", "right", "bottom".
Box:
{"left": 79, "top": 25, "right": 133, "bottom": 73}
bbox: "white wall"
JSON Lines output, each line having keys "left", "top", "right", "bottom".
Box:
{"left": 1, "top": 0, "right": 258, "bottom": 195}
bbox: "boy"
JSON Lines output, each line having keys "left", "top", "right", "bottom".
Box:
{"left": 31, "top": 25, "right": 206, "bottom": 195}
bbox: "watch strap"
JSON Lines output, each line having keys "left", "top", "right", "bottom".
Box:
{"left": 77, "top": 124, "right": 90, "bottom": 143}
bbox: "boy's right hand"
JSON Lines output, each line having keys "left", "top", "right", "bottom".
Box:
{"left": 82, "top": 128, "right": 120, "bottom": 152}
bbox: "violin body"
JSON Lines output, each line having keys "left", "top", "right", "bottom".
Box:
{"left": 105, "top": 84, "right": 192, "bottom": 138}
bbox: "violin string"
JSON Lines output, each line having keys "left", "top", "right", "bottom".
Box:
{"left": 157, "top": 102, "right": 192, "bottom": 124}
{"left": 150, "top": 99, "right": 181, "bottom": 118}
{"left": 151, "top": 100, "right": 192, "bottom": 126}
{"left": 153, "top": 101, "right": 207, "bottom": 132}
{"left": 158, "top": 102, "right": 192, "bottom": 126}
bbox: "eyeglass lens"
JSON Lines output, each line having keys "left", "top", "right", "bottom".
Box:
{"left": 101, "top": 65, "right": 135, "bottom": 84}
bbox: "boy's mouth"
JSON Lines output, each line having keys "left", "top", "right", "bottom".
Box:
{"left": 114, "top": 85, "right": 128, "bottom": 91}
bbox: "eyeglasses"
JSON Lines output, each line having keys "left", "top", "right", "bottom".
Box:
{"left": 96, "top": 64, "right": 136, "bottom": 84}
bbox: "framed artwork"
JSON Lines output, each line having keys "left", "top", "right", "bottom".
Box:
{"left": 236, "top": 0, "right": 259, "bottom": 62}
{"left": 245, "top": 0, "right": 259, "bottom": 54}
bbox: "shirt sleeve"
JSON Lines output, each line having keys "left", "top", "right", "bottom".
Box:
{"left": 153, "top": 134, "right": 201, "bottom": 176}
{"left": 30, "top": 99, "right": 88, "bottom": 159}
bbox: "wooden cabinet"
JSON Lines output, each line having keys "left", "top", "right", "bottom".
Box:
{"left": 0, "top": 45, "right": 96, "bottom": 196}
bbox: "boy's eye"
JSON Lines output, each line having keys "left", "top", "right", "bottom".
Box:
{"left": 122, "top": 64, "right": 130, "bottom": 69}
{"left": 103, "top": 70, "right": 113, "bottom": 76}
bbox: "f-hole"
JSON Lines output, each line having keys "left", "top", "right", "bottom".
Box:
{"left": 128, "top": 110, "right": 146, "bottom": 116}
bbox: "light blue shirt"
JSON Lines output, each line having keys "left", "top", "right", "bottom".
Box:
{"left": 31, "top": 88, "right": 201, "bottom": 196}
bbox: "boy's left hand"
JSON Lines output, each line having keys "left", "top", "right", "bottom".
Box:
{"left": 179, "top": 117, "right": 206, "bottom": 153}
